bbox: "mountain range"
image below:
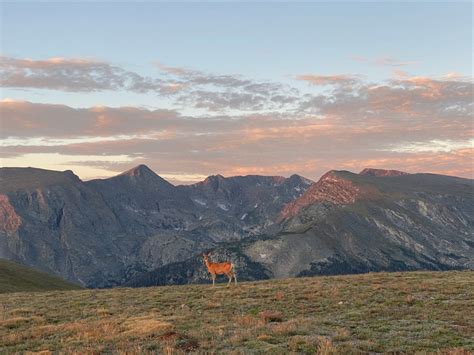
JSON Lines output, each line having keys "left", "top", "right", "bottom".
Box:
{"left": 0, "top": 165, "right": 472, "bottom": 288}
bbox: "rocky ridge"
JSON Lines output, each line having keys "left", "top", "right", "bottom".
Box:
{"left": 127, "top": 169, "right": 474, "bottom": 286}
{"left": 0, "top": 166, "right": 311, "bottom": 287}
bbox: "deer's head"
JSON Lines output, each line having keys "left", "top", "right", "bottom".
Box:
{"left": 202, "top": 252, "right": 211, "bottom": 263}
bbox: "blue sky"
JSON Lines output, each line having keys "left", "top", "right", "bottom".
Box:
{"left": 0, "top": 2, "right": 472, "bottom": 182}
{"left": 3, "top": 2, "right": 471, "bottom": 80}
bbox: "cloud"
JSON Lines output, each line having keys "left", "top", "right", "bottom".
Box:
{"left": 0, "top": 56, "right": 164, "bottom": 93}
{"left": 157, "top": 62, "right": 253, "bottom": 89}
{"left": 1, "top": 57, "right": 472, "bottom": 182}
{"left": 1, "top": 79, "right": 472, "bottom": 183}
{"left": 374, "top": 56, "right": 420, "bottom": 67}
{"left": 1, "top": 56, "right": 298, "bottom": 112}
{"left": 156, "top": 62, "right": 297, "bottom": 111}
{"left": 299, "top": 75, "right": 473, "bottom": 124}
{"left": 296, "top": 74, "right": 359, "bottom": 86}
{"left": 0, "top": 100, "right": 180, "bottom": 137}
{"left": 384, "top": 139, "right": 474, "bottom": 153}
{"left": 353, "top": 55, "right": 420, "bottom": 67}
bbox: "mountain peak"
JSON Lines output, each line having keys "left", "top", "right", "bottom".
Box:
{"left": 0, "top": 167, "right": 81, "bottom": 193}
{"left": 120, "top": 164, "right": 156, "bottom": 178}
{"left": 278, "top": 169, "right": 382, "bottom": 222}
{"left": 113, "top": 164, "right": 174, "bottom": 188}
{"left": 359, "top": 168, "right": 410, "bottom": 177}
{"left": 202, "top": 174, "right": 226, "bottom": 184}
{"left": 288, "top": 174, "right": 314, "bottom": 186}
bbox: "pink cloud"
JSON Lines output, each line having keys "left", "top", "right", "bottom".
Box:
{"left": 296, "top": 74, "right": 358, "bottom": 86}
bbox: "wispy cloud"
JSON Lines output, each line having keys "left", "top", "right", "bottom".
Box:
{"left": 384, "top": 139, "right": 474, "bottom": 153}
{"left": 296, "top": 74, "right": 359, "bottom": 86}
{"left": 353, "top": 55, "right": 420, "bottom": 67}
{"left": 1, "top": 56, "right": 298, "bottom": 112}
{"left": 0, "top": 56, "right": 164, "bottom": 93}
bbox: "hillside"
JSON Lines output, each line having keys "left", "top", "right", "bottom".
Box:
{"left": 1, "top": 271, "right": 472, "bottom": 353}
{"left": 0, "top": 259, "right": 82, "bottom": 293}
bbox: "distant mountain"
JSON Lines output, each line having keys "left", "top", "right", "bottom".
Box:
{"left": 177, "top": 173, "right": 312, "bottom": 241}
{"left": 0, "top": 258, "right": 82, "bottom": 293}
{"left": 127, "top": 169, "right": 474, "bottom": 286}
{"left": 2, "top": 166, "right": 472, "bottom": 288}
{"left": 246, "top": 170, "right": 474, "bottom": 278}
{"left": 0, "top": 166, "right": 311, "bottom": 287}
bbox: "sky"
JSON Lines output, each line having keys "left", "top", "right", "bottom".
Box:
{"left": 0, "top": 1, "right": 473, "bottom": 184}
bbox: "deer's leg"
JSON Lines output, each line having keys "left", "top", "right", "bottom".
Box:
{"left": 227, "top": 273, "right": 232, "bottom": 286}
{"left": 211, "top": 274, "right": 216, "bottom": 286}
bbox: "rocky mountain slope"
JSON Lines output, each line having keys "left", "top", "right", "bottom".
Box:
{"left": 127, "top": 169, "right": 474, "bottom": 286}
{"left": 0, "top": 166, "right": 311, "bottom": 287}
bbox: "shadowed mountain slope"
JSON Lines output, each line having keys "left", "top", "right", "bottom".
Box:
{"left": 0, "top": 166, "right": 311, "bottom": 287}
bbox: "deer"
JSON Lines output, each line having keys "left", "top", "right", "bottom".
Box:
{"left": 202, "top": 252, "right": 237, "bottom": 286}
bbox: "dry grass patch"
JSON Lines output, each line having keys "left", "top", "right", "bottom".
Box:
{"left": 62, "top": 319, "right": 121, "bottom": 341}
{"left": 333, "top": 327, "right": 351, "bottom": 341}
{"left": 259, "top": 310, "right": 283, "bottom": 323}
{"left": 288, "top": 335, "right": 319, "bottom": 352}
{"left": 256, "top": 333, "right": 273, "bottom": 342}
{"left": 96, "top": 307, "right": 113, "bottom": 317}
{"left": 269, "top": 319, "right": 298, "bottom": 336}
{"left": 121, "top": 316, "right": 173, "bottom": 338}
{"left": 317, "top": 336, "right": 337, "bottom": 354}
{"left": 443, "top": 348, "right": 472, "bottom": 355}
{"left": 205, "top": 300, "right": 222, "bottom": 309}
{"left": 9, "top": 308, "right": 35, "bottom": 316}
{"left": 274, "top": 291, "right": 285, "bottom": 301}
{"left": 234, "top": 314, "right": 262, "bottom": 328}
{"left": 0, "top": 316, "right": 43, "bottom": 329}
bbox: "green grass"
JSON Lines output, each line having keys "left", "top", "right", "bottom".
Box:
{"left": 1, "top": 271, "right": 473, "bottom": 353}
{"left": 0, "top": 259, "right": 82, "bottom": 294}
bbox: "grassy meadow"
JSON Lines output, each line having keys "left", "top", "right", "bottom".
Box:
{"left": 0, "top": 259, "right": 82, "bottom": 294}
{"left": 0, "top": 271, "right": 473, "bottom": 353}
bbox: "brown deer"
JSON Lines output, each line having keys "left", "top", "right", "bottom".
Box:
{"left": 202, "top": 252, "right": 237, "bottom": 286}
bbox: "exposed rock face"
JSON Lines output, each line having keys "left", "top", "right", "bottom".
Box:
{"left": 279, "top": 171, "right": 379, "bottom": 221}
{"left": 179, "top": 174, "right": 313, "bottom": 241}
{"left": 0, "top": 166, "right": 311, "bottom": 287}
{"left": 0, "top": 195, "right": 21, "bottom": 234}
{"left": 0, "top": 168, "right": 133, "bottom": 286}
